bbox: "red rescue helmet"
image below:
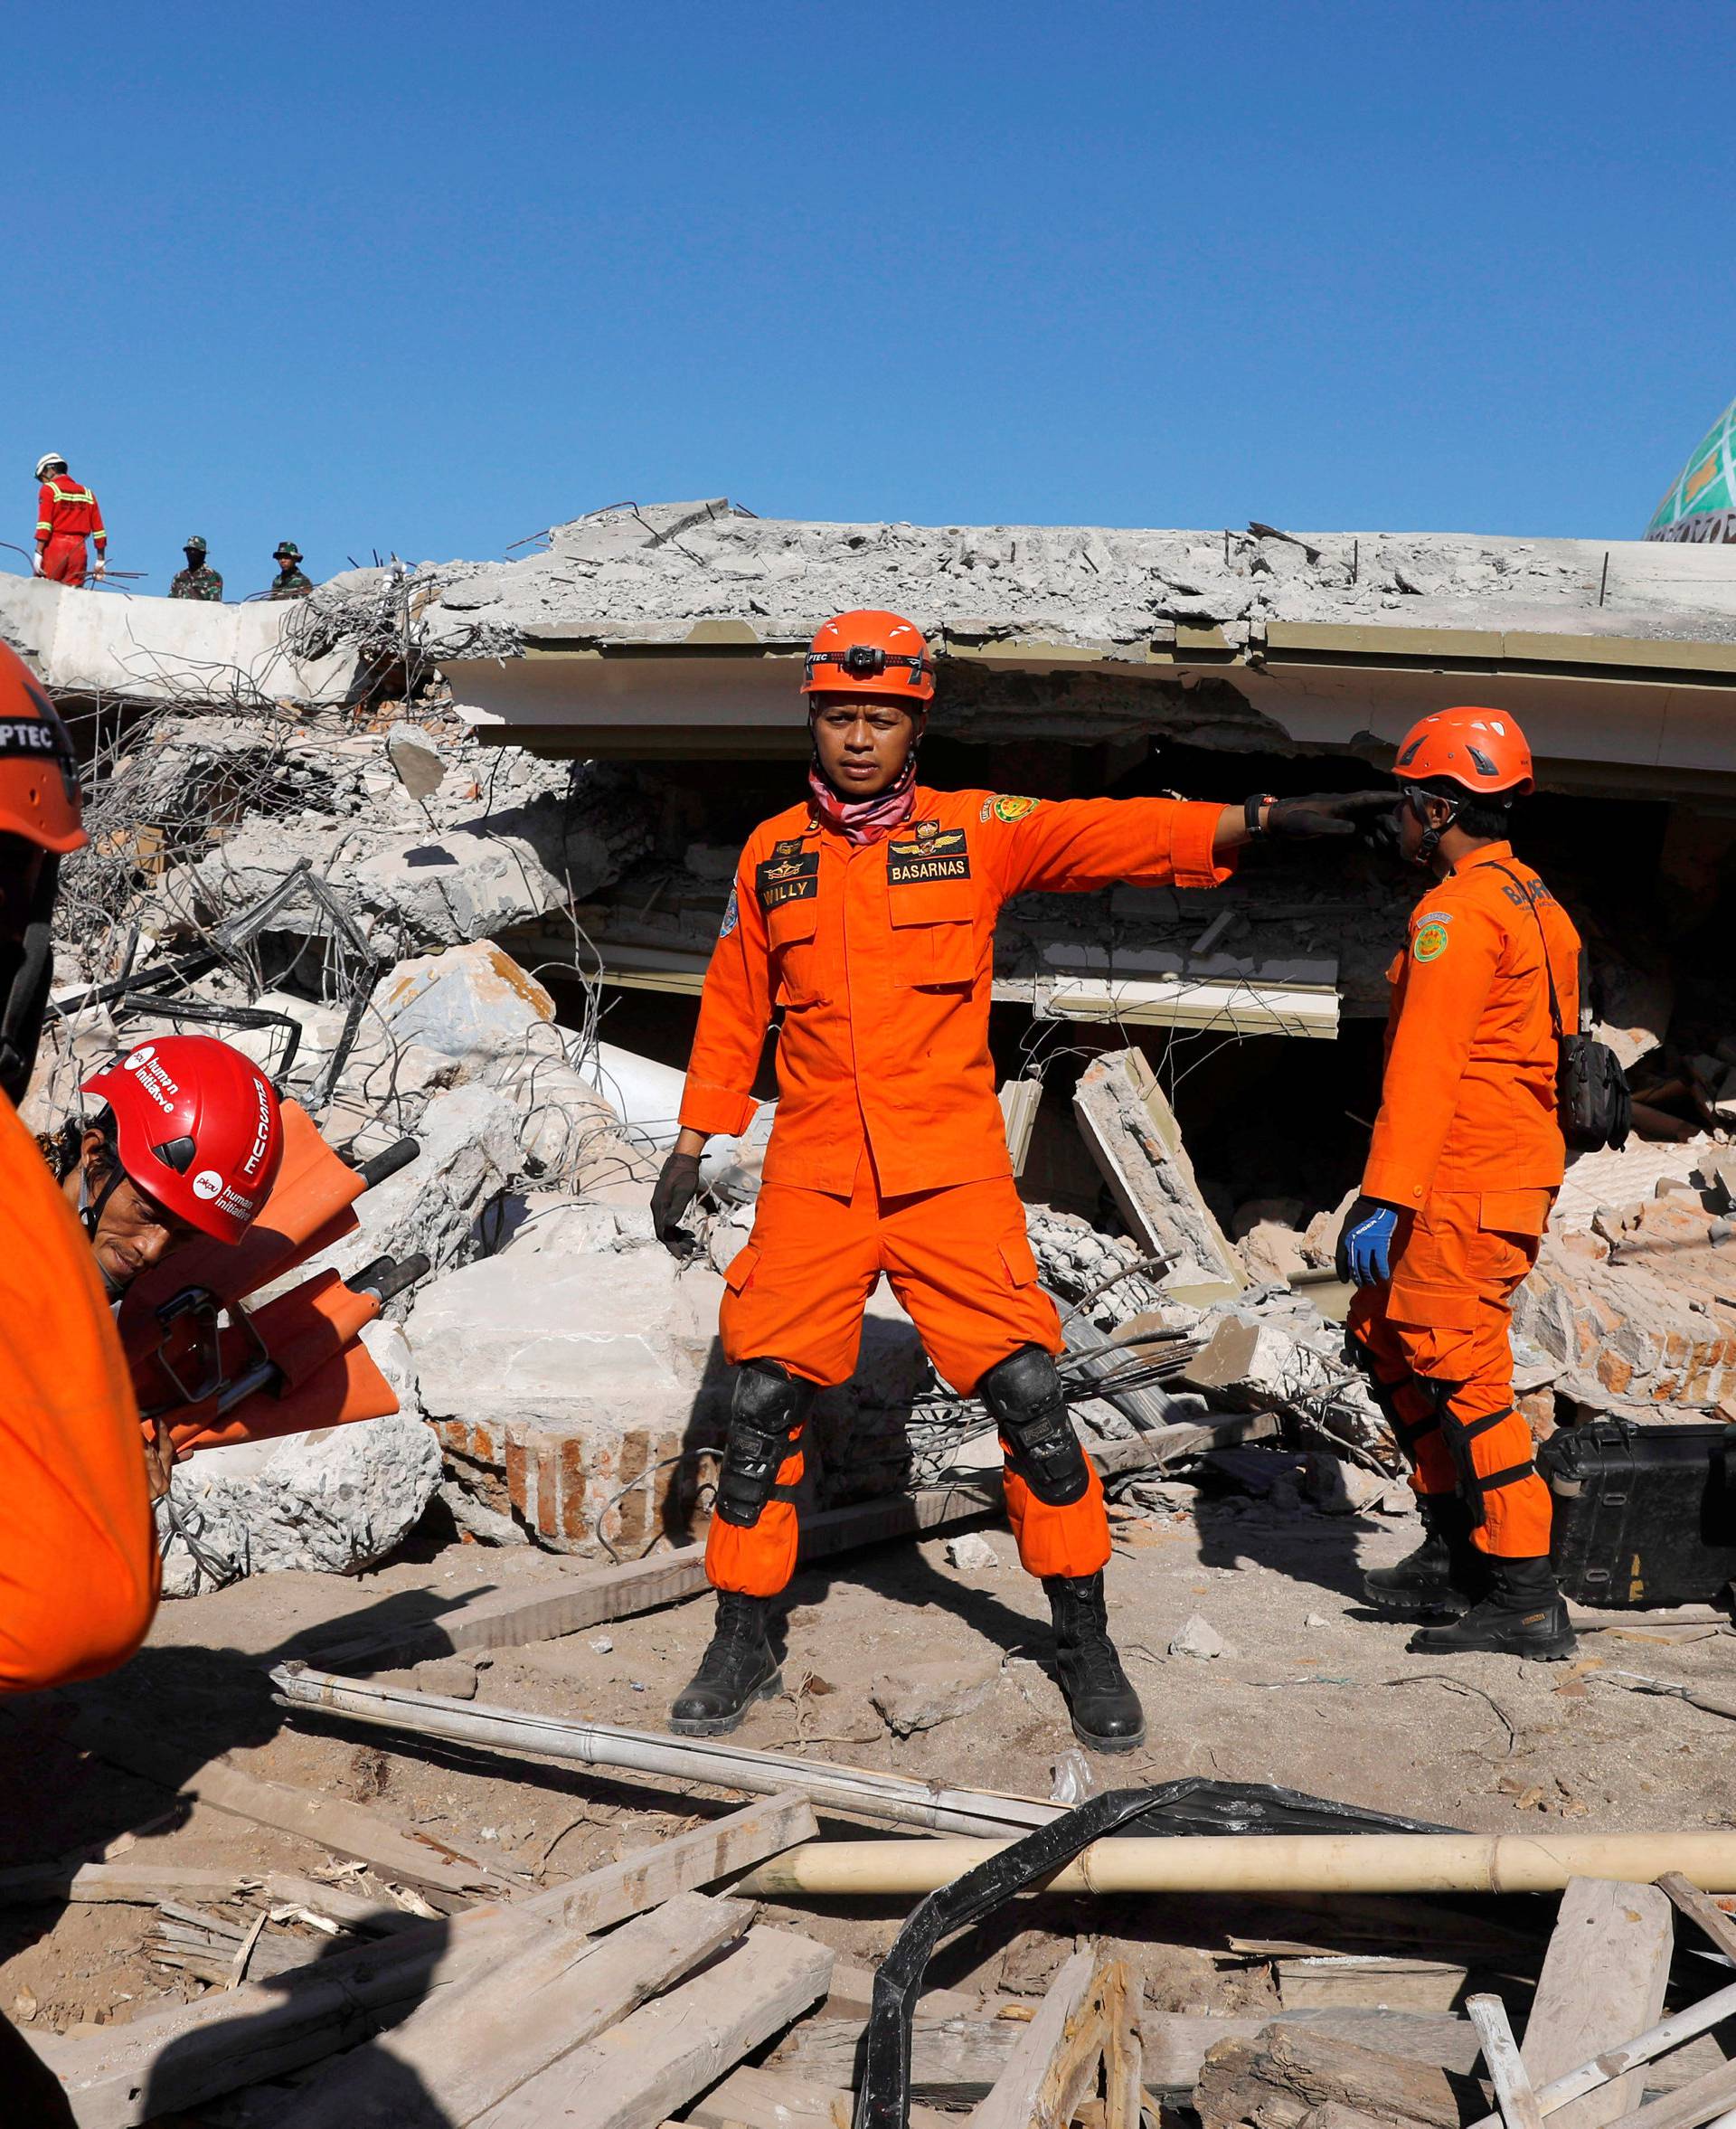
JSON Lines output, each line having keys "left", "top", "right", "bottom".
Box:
{"left": 81, "top": 1035, "right": 285, "bottom": 1245}
{"left": 0, "top": 640, "right": 85, "bottom": 854}
{"left": 1392, "top": 706, "right": 1534, "bottom": 797}
{"left": 802, "top": 609, "right": 935, "bottom": 704}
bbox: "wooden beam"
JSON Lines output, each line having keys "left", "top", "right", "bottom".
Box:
{"left": 1469, "top": 1994, "right": 1547, "bottom": 2129}
{"left": 268, "top": 1889, "right": 749, "bottom": 2128}
{"left": 1520, "top": 1878, "right": 1673, "bottom": 2128}
{"left": 968, "top": 1951, "right": 1111, "bottom": 2129}
{"left": 1103, "top": 1965, "right": 1143, "bottom": 2129}
{"left": 72, "top": 1712, "right": 510, "bottom": 1898}
{"left": 301, "top": 1421, "right": 1214, "bottom": 1679}
{"left": 685, "top": 2066, "right": 955, "bottom": 2129}
{"left": 1658, "top": 1870, "right": 1736, "bottom": 1963}
{"left": 38, "top": 1792, "right": 814, "bottom": 2128}
{"left": 1615, "top": 2058, "right": 1736, "bottom": 2129}
{"left": 468, "top": 1925, "right": 834, "bottom": 2128}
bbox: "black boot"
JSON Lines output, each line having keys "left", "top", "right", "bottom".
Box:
{"left": 1363, "top": 1495, "right": 1485, "bottom": 1619}
{"left": 668, "top": 1593, "right": 780, "bottom": 1736}
{"left": 1044, "top": 1573, "right": 1146, "bottom": 1755}
{"left": 1410, "top": 1556, "right": 1578, "bottom": 1660}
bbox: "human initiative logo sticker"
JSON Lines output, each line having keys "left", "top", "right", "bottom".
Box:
{"left": 193, "top": 1169, "right": 224, "bottom": 1200}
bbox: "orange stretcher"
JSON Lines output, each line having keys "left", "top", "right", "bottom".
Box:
{"left": 118, "top": 1100, "right": 427, "bottom": 1457}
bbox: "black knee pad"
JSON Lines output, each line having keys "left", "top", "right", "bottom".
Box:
{"left": 978, "top": 1343, "right": 1089, "bottom": 1508}
{"left": 715, "top": 1359, "right": 816, "bottom": 1528}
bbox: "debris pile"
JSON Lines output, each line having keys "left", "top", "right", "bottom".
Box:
{"left": 302, "top": 499, "right": 1736, "bottom": 660}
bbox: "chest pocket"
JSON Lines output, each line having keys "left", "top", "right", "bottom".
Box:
{"left": 888, "top": 873, "right": 976, "bottom": 990}
{"left": 765, "top": 887, "right": 827, "bottom": 1005}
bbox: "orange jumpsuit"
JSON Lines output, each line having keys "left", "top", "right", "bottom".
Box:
{"left": 680, "top": 785, "right": 1232, "bottom": 1595}
{"left": 1347, "top": 843, "right": 1579, "bottom": 1558}
{"left": 0, "top": 1093, "right": 157, "bottom": 1694}
{"left": 34, "top": 476, "right": 107, "bottom": 586}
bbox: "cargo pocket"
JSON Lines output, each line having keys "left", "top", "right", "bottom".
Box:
{"left": 1384, "top": 1276, "right": 1479, "bottom": 1329}
{"left": 767, "top": 898, "right": 826, "bottom": 1006}
{"left": 889, "top": 877, "right": 976, "bottom": 990}
{"left": 999, "top": 1232, "right": 1042, "bottom": 1290}
{"left": 723, "top": 1243, "right": 760, "bottom": 1294}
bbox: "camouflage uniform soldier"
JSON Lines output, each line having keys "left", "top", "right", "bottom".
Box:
{"left": 168, "top": 537, "right": 223, "bottom": 601}
{"left": 267, "top": 542, "right": 313, "bottom": 600}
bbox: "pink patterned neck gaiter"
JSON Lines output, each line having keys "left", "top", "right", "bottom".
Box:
{"left": 806, "top": 748, "right": 919, "bottom": 847}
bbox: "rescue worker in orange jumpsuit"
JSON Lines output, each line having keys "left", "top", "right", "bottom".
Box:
{"left": 651, "top": 608, "right": 1392, "bottom": 1749}
{"left": 32, "top": 453, "right": 107, "bottom": 586}
{"left": 1341, "top": 706, "right": 1580, "bottom": 1660}
{"left": 0, "top": 636, "right": 156, "bottom": 2123}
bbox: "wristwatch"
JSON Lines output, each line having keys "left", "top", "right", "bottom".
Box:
{"left": 1244, "top": 794, "right": 1276, "bottom": 838}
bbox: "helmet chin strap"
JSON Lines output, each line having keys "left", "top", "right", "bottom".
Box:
{"left": 1404, "top": 783, "right": 1459, "bottom": 867}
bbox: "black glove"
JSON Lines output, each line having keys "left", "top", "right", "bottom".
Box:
{"left": 650, "top": 1149, "right": 703, "bottom": 1257}
{"left": 1261, "top": 790, "right": 1399, "bottom": 840}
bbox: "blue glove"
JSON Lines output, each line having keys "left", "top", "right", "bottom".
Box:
{"left": 1338, "top": 1197, "right": 1401, "bottom": 1287}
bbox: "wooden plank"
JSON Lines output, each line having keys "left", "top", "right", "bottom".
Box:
{"left": 1659, "top": 1871, "right": 1736, "bottom": 1963}
{"left": 1617, "top": 2058, "right": 1736, "bottom": 2129}
{"left": 1104, "top": 1967, "right": 1142, "bottom": 2129}
{"left": 685, "top": 2065, "right": 954, "bottom": 2129}
{"left": 1470, "top": 1994, "right": 1547, "bottom": 2129}
{"left": 39, "top": 1792, "right": 814, "bottom": 2129}
{"left": 968, "top": 1950, "right": 1109, "bottom": 2129}
{"left": 269, "top": 1889, "right": 749, "bottom": 2128}
{"left": 1194, "top": 2023, "right": 1469, "bottom": 2129}
{"left": 470, "top": 1925, "right": 834, "bottom": 2128}
{"left": 515, "top": 1791, "right": 816, "bottom": 1938}
{"left": 1521, "top": 1878, "right": 1674, "bottom": 2129}
{"left": 73, "top": 1712, "right": 507, "bottom": 1898}
{"left": 785, "top": 2003, "right": 1484, "bottom": 2105}
{"left": 1278, "top": 1955, "right": 1471, "bottom": 2011}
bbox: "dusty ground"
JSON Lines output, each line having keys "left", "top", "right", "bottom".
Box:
{"left": 4, "top": 1469, "right": 1732, "bottom": 2062}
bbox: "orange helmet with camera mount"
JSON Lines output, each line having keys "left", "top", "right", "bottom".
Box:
{"left": 802, "top": 610, "right": 935, "bottom": 704}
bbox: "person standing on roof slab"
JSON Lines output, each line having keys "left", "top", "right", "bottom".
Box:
{"left": 169, "top": 535, "right": 223, "bottom": 601}
{"left": 1340, "top": 705, "right": 1580, "bottom": 1661}
{"left": 32, "top": 452, "right": 106, "bottom": 586}
{"left": 650, "top": 607, "right": 1392, "bottom": 1753}
{"left": 266, "top": 541, "right": 312, "bottom": 598}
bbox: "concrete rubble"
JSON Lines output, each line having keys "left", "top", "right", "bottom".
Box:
{"left": 304, "top": 500, "right": 1736, "bottom": 660}
{"left": 9, "top": 515, "right": 1731, "bottom": 1599}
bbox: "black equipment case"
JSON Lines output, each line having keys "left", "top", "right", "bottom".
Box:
{"left": 1542, "top": 1416, "right": 1736, "bottom": 1607}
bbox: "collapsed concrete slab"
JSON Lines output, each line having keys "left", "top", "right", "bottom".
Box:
{"left": 0, "top": 572, "right": 363, "bottom": 710}
{"left": 408, "top": 1205, "right": 730, "bottom": 1550}
{"left": 1072, "top": 1048, "right": 1247, "bottom": 1301}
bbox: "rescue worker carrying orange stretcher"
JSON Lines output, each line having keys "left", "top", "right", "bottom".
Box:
{"left": 1341, "top": 705, "right": 1582, "bottom": 1661}
{"left": 652, "top": 608, "right": 1392, "bottom": 1751}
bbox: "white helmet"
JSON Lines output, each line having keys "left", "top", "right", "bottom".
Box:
{"left": 34, "top": 453, "right": 67, "bottom": 480}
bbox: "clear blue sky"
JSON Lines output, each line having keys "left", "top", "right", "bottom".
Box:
{"left": 3, "top": 2, "right": 1731, "bottom": 590}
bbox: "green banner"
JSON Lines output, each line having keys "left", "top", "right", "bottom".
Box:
{"left": 1646, "top": 397, "right": 1736, "bottom": 543}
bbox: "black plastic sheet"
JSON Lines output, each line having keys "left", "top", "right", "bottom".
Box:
{"left": 853, "top": 1778, "right": 1460, "bottom": 2129}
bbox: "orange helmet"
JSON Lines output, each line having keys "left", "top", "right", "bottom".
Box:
{"left": 0, "top": 640, "right": 85, "bottom": 854}
{"left": 1392, "top": 707, "right": 1533, "bottom": 797}
{"left": 802, "top": 609, "right": 934, "bottom": 704}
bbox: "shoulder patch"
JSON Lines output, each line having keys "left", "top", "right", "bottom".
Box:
{"left": 1412, "top": 919, "right": 1451, "bottom": 963}
{"left": 981, "top": 793, "right": 1042, "bottom": 824}
{"left": 719, "top": 885, "right": 740, "bottom": 938}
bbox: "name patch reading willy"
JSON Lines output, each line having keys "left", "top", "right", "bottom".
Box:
{"left": 755, "top": 848, "right": 820, "bottom": 909}
{"left": 887, "top": 826, "right": 971, "bottom": 885}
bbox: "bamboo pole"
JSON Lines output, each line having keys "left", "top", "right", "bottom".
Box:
{"left": 271, "top": 1665, "right": 1056, "bottom": 1840}
{"left": 735, "top": 1832, "right": 1736, "bottom": 1900}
